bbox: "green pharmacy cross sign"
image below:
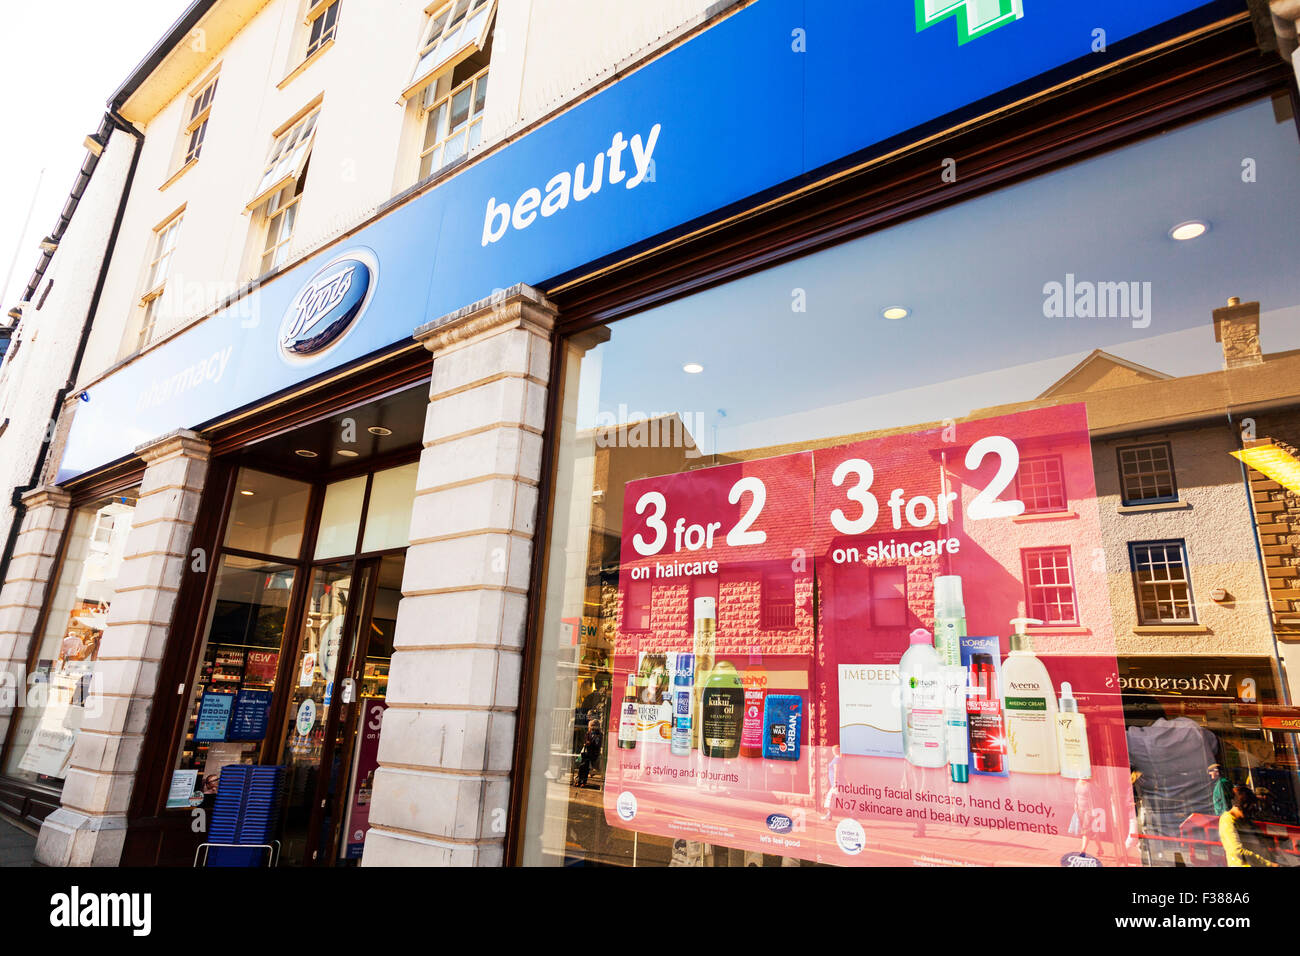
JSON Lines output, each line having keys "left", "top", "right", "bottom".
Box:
{"left": 917, "top": 0, "right": 1025, "bottom": 44}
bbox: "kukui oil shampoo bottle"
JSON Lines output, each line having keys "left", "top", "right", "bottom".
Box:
{"left": 1055, "top": 682, "right": 1092, "bottom": 780}
{"left": 692, "top": 597, "right": 716, "bottom": 750}
{"left": 701, "top": 661, "right": 743, "bottom": 758}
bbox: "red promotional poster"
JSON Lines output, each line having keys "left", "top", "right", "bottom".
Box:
{"left": 605, "top": 453, "right": 818, "bottom": 855}
{"left": 604, "top": 404, "right": 1133, "bottom": 867}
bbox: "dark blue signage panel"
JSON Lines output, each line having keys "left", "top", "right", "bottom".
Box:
{"left": 227, "top": 689, "right": 272, "bottom": 742}
{"left": 58, "top": 0, "right": 1228, "bottom": 480}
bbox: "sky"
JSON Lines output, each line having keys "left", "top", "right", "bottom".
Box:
{"left": 0, "top": 0, "right": 195, "bottom": 314}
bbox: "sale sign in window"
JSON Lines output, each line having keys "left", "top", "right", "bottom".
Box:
{"left": 604, "top": 404, "right": 1134, "bottom": 866}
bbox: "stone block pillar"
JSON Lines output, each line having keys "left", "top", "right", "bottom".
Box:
{"left": 362, "top": 285, "right": 556, "bottom": 866}
{"left": 0, "top": 487, "right": 73, "bottom": 744}
{"left": 36, "top": 429, "right": 209, "bottom": 866}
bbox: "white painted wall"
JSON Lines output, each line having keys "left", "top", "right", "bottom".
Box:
{"left": 0, "top": 128, "right": 135, "bottom": 551}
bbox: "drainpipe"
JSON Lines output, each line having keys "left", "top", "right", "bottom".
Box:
{"left": 0, "top": 110, "right": 143, "bottom": 587}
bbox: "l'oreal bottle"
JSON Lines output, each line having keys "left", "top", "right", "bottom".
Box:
{"left": 671, "top": 654, "right": 694, "bottom": 757}
{"left": 933, "top": 575, "right": 966, "bottom": 668}
{"left": 1055, "top": 682, "right": 1092, "bottom": 780}
{"left": 941, "top": 665, "right": 969, "bottom": 783}
{"left": 1002, "top": 618, "right": 1060, "bottom": 774}
{"left": 618, "top": 675, "right": 640, "bottom": 750}
{"left": 899, "top": 628, "right": 946, "bottom": 768}
{"left": 701, "top": 661, "right": 743, "bottom": 758}
{"left": 967, "top": 653, "right": 1007, "bottom": 774}
{"left": 692, "top": 597, "right": 717, "bottom": 750}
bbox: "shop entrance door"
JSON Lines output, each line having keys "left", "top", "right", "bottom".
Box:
{"left": 275, "top": 553, "right": 400, "bottom": 865}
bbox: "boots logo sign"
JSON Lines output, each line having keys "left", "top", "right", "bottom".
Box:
{"left": 917, "top": 0, "right": 1024, "bottom": 45}
{"left": 278, "top": 249, "right": 378, "bottom": 364}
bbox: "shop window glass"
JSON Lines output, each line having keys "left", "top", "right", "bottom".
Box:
{"left": 360, "top": 462, "right": 418, "bottom": 553}
{"left": 3, "top": 493, "right": 138, "bottom": 785}
{"left": 314, "top": 475, "right": 367, "bottom": 560}
{"left": 1131, "top": 540, "right": 1195, "bottom": 624}
{"left": 1022, "top": 547, "right": 1078, "bottom": 625}
{"left": 1119, "top": 443, "right": 1178, "bottom": 505}
{"left": 522, "top": 97, "right": 1300, "bottom": 867}
{"left": 173, "top": 555, "right": 296, "bottom": 797}
{"left": 1017, "top": 455, "right": 1067, "bottom": 513}
{"left": 224, "top": 468, "right": 311, "bottom": 558}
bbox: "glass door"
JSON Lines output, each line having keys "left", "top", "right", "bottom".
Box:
{"left": 276, "top": 561, "right": 373, "bottom": 865}
{"left": 331, "top": 553, "right": 402, "bottom": 864}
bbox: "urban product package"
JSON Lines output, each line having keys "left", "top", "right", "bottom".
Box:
{"left": 960, "top": 636, "right": 1009, "bottom": 777}
{"left": 837, "top": 663, "right": 903, "bottom": 758}
{"left": 763, "top": 694, "right": 802, "bottom": 761}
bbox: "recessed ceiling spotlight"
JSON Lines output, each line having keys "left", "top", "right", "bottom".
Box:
{"left": 239, "top": 489, "right": 255, "bottom": 496}
{"left": 1170, "top": 220, "right": 1209, "bottom": 241}
{"left": 367, "top": 426, "right": 393, "bottom": 437}
{"left": 683, "top": 363, "right": 704, "bottom": 374}
{"left": 337, "top": 449, "right": 359, "bottom": 458}
{"left": 294, "top": 449, "right": 319, "bottom": 458}
{"left": 882, "top": 307, "right": 911, "bottom": 320}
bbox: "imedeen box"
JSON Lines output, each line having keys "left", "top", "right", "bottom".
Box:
{"left": 838, "top": 664, "right": 902, "bottom": 758}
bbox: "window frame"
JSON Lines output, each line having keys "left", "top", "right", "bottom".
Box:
{"left": 1020, "top": 546, "right": 1079, "bottom": 626}
{"left": 1016, "top": 454, "right": 1068, "bottom": 514}
{"left": 1117, "top": 442, "right": 1179, "bottom": 506}
{"left": 1129, "top": 539, "right": 1197, "bottom": 625}
{"left": 137, "top": 210, "right": 185, "bottom": 350}
{"left": 305, "top": 0, "right": 341, "bottom": 59}
{"left": 418, "top": 66, "right": 489, "bottom": 181}
{"left": 760, "top": 571, "right": 796, "bottom": 630}
{"left": 247, "top": 104, "right": 321, "bottom": 212}
{"left": 182, "top": 70, "right": 221, "bottom": 167}
{"left": 405, "top": 0, "right": 495, "bottom": 101}
{"left": 258, "top": 167, "right": 308, "bottom": 277}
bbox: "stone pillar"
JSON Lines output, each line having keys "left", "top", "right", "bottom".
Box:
{"left": 36, "top": 429, "right": 209, "bottom": 866}
{"left": 362, "top": 285, "right": 556, "bottom": 866}
{"left": 0, "top": 487, "right": 73, "bottom": 745}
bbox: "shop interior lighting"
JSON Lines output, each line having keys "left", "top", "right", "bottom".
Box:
{"left": 682, "top": 363, "right": 704, "bottom": 374}
{"left": 239, "top": 489, "right": 255, "bottom": 496}
{"left": 294, "top": 449, "right": 318, "bottom": 458}
{"left": 337, "top": 449, "right": 359, "bottom": 457}
{"left": 1169, "top": 220, "right": 1209, "bottom": 241}
{"left": 367, "top": 426, "right": 393, "bottom": 436}
{"left": 881, "top": 306, "right": 911, "bottom": 320}
{"left": 1231, "top": 443, "right": 1300, "bottom": 494}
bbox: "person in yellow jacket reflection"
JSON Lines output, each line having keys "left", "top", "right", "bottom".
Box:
{"left": 1220, "top": 786, "right": 1278, "bottom": 867}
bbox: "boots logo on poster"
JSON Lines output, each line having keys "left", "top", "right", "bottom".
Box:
{"left": 278, "top": 248, "right": 378, "bottom": 363}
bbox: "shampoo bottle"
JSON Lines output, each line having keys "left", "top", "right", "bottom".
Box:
{"left": 617, "top": 675, "right": 640, "bottom": 750}
{"left": 1002, "top": 618, "right": 1059, "bottom": 774}
{"left": 740, "top": 666, "right": 767, "bottom": 758}
{"left": 671, "top": 654, "right": 694, "bottom": 757}
{"left": 899, "top": 628, "right": 946, "bottom": 768}
{"left": 692, "top": 597, "right": 717, "bottom": 750}
{"left": 1055, "top": 682, "right": 1092, "bottom": 780}
{"left": 933, "top": 575, "right": 966, "bottom": 667}
{"left": 701, "top": 661, "right": 743, "bottom": 759}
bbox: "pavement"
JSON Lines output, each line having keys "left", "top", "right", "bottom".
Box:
{"left": 0, "top": 815, "right": 37, "bottom": 867}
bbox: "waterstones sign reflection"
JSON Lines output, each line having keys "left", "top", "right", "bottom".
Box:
{"left": 605, "top": 403, "right": 1135, "bottom": 866}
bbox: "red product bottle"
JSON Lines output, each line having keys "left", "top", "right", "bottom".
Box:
{"left": 967, "top": 653, "right": 1007, "bottom": 773}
